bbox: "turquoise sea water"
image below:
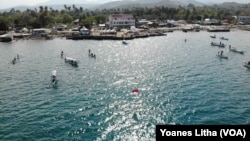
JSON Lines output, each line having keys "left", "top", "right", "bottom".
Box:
{"left": 1, "top": 30, "right": 250, "bottom": 140}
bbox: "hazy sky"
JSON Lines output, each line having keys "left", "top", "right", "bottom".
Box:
{"left": 0, "top": 0, "right": 249, "bottom": 10}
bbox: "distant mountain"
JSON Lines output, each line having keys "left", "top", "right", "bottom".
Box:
{"left": 0, "top": 4, "right": 100, "bottom": 12}
{"left": 97, "top": 0, "right": 205, "bottom": 9}
{"left": 41, "top": 0, "right": 94, "bottom": 5}
{"left": 0, "top": 0, "right": 246, "bottom": 12}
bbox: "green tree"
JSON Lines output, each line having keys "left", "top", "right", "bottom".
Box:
{"left": 0, "top": 16, "right": 10, "bottom": 31}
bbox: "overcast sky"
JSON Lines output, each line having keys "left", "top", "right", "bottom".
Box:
{"left": 0, "top": 0, "right": 249, "bottom": 10}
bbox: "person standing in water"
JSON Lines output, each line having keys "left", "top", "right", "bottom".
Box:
{"left": 88, "top": 49, "right": 91, "bottom": 56}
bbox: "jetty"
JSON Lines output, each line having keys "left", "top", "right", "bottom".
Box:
{"left": 207, "top": 26, "right": 230, "bottom": 32}
{"left": 66, "top": 30, "right": 166, "bottom": 40}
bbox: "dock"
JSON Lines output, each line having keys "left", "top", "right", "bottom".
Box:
{"left": 66, "top": 30, "right": 166, "bottom": 40}
{"left": 207, "top": 27, "right": 230, "bottom": 32}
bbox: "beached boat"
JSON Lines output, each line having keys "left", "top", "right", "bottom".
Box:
{"left": 51, "top": 70, "right": 58, "bottom": 87}
{"left": 216, "top": 54, "right": 228, "bottom": 59}
{"left": 220, "top": 37, "right": 229, "bottom": 40}
{"left": 0, "top": 33, "right": 13, "bottom": 42}
{"left": 244, "top": 62, "right": 250, "bottom": 68}
{"left": 229, "top": 47, "right": 244, "bottom": 54}
{"left": 65, "top": 57, "right": 79, "bottom": 66}
{"left": 211, "top": 42, "right": 225, "bottom": 47}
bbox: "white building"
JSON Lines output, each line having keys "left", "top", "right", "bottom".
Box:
{"left": 109, "top": 14, "right": 135, "bottom": 27}
{"left": 237, "top": 16, "right": 250, "bottom": 24}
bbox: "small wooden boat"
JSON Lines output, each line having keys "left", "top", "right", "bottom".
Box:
{"left": 65, "top": 57, "right": 79, "bottom": 66}
{"left": 210, "top": 35, "right": 216, "bottom": 38}
{"left": 220, "top": 37, "right": 229, "bottom": 40}
{"left": 211, "top": 42, "right": 225, "bottom": 47}
{"left": 0, "top": 33, "right": 13, "bottom": 42}
{"left": 229, "top": 47, "right": 244, "bottom": 54}
{"left": 122, "top": 40, "right": 128, "bottom": 45}
{"left": 216, "top": 54, "right": 228, "bottom": 59}
{"left": 244, "top": 62, "right": 250, "bottom": 68}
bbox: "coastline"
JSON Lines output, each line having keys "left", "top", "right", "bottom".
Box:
{"left": 3, "top": 24, "right": 250, "bottom": 42}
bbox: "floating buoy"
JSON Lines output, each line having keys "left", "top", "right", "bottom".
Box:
{"left": 132, "top": 89, "right": 139, "bottom": 94}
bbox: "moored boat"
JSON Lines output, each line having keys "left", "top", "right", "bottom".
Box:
{"left": 244, "top": 61, "right": 250, "bottom": 68}
{"left": 220, "top": 37, "right": 229, "bottom": 40}
{"left": 65, "top": 57, "right": 79, "bottom": 66}
{"left": 210, "top": 35, "right": 216, "bottom": 38}
{"left": 211, "top": 42, "right": 225, "bottom": 47}
{"left": 229, "top": 47, "right": 244, "bottom": 54}
{"left": 216, "top": 54, "right": 228, "bottom": 59}
{"left": 122, "top": 40, "right": 128, "bottom": 45}
{"left": 0, "top": 33, "right": 13, "bottom": 42}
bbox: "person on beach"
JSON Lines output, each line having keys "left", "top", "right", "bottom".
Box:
{"left": 88, "top": 49, "right": 91, "bottom": 56}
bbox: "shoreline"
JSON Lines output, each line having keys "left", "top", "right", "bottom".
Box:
{"left": 3, "top": 24, "right": 250, "bottom": 42}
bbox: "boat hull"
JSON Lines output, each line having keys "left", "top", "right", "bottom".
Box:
{"left": 65, "top": 57, "right": 78, "bottom": 65}
{"left": 210, "top": 35, "right": 216, "bottom": 38}
{"left": 244, "top": 62, "right": 250, "bottom": 68}
{"left": 0, "top": 35, "right": 12, "bottom": 42}
{"left": 230, "top": 48, "right": 244, "bottom": 54}
{"left": 211, "top": 43, "right": 225, "bottom": 47}
{"left": 216, "top": 54, "right": 228, "bottom": 59}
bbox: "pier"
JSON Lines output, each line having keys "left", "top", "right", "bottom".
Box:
{"left": 66, "top": 30, "right": 166, "bottom": 40}
{"left": 207, "top": 26, "right": 230, "bottom": 32}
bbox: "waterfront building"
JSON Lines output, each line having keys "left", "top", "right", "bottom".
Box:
{"left": 109, "top": 14, "right": 135, "bottom": 28}
{"left": 237, "top": 16, "right": 250, "bottom": 24}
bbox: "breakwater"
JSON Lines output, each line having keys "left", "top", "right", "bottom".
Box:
{"left": 66, "top": 32, "right": 166, "bottom": 40}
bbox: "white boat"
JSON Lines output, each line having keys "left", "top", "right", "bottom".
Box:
{"left": 65, "top": 57, "right": 79, "bottom": 66}
{"left": 51, "top": 70, "right": 57, "bottom": 86}
{"left": 229, "top": 47, "right": 244, "bottom": 54}
{"left": 216, "top": 54, "right": 228, "bottom": 59}
{"left": 0, "top": 33, "right": 13, "bottom": 42}
{"left": 210, "top": 35, "right": 216, "bottom": 38}
{"left": 244, "top": 62, "right": 250, "bottom": 68}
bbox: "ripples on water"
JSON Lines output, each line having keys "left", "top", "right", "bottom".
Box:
{"left": 1, "top": 30, "right": 250, "bottom": 140}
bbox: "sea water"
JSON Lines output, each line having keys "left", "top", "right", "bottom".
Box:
{"left": 0, "top": 30, "right": 250, "bottom": 140}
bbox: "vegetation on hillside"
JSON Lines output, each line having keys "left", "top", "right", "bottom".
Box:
{"left": 0, "top": 3, "right": 249, "bottom": 31}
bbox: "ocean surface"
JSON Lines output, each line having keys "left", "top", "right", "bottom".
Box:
{"left": 1, "top": 30, "right": 250, "bottom": 140}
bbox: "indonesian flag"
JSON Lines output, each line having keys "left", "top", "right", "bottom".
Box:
{"left": 132, "top": 89, "right": 139, "bottom": 94}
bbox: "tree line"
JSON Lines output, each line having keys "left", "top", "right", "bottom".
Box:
{"left": 0, "top": 3, "right": 250, "bottom": 31}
